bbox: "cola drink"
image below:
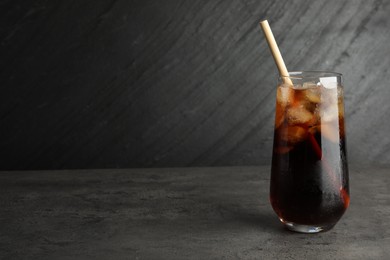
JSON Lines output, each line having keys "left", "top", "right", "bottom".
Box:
{"left": 270, "top": 72, "right": 350, "bottom": 233}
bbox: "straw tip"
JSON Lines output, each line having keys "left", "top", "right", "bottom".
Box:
{"left": 259, "top": 19, "right": 268, "bottom": 25}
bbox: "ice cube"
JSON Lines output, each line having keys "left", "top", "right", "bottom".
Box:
{"left": 308, "top": 107, "right": 320, "bottom": 126}
{"left": 303, "top": 87, "right": 321, "bottom": 103}
{"left": 280, "top": 125, "right": 307, "bottom": 144}
{"left": 302, "top": 81, "right": 317, "bottom": 89}
{"left": 287, "top": 105, "right": 313, "bottom": 124}
{"left": 276, "top": 85, "right": 294, "bottom": 106}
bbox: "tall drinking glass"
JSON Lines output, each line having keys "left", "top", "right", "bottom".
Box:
{"left": 270, "top": 71, "right": 349, "bottom": 233}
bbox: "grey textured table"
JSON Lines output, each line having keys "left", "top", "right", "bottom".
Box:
{"left": 0, "top": 166, "right": 389, "bottom": 259}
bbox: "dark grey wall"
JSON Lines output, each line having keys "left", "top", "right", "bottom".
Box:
{"left": 1, "top": 0, "right": 390, "bottom": 170}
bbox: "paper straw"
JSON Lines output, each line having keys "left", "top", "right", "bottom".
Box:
{"left": 260, "top": 20, "right": 293, "bottom": 85}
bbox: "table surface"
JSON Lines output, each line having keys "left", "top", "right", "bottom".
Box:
{"left": 0, "top": 165, "right": 389, "bottom": 259}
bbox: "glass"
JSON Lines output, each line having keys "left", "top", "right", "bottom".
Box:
{"left": 270, "top": 71, "right": 350, "bottom": 233}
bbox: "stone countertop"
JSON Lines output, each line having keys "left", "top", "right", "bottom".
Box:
{"left": 0, "top": 166, "right": 389, "bottom": 259}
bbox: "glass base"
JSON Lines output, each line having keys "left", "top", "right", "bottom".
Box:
{"left": 281, "top": 220, "right": 335, "bottom": 233}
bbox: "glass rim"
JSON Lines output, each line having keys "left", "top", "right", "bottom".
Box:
{"left": 279, "top": 71, "right": 342, "bottom": 80}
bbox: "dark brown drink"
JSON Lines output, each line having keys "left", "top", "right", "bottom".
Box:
{"left": 270, "top": 72, "right": 349, "bottom": 233}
